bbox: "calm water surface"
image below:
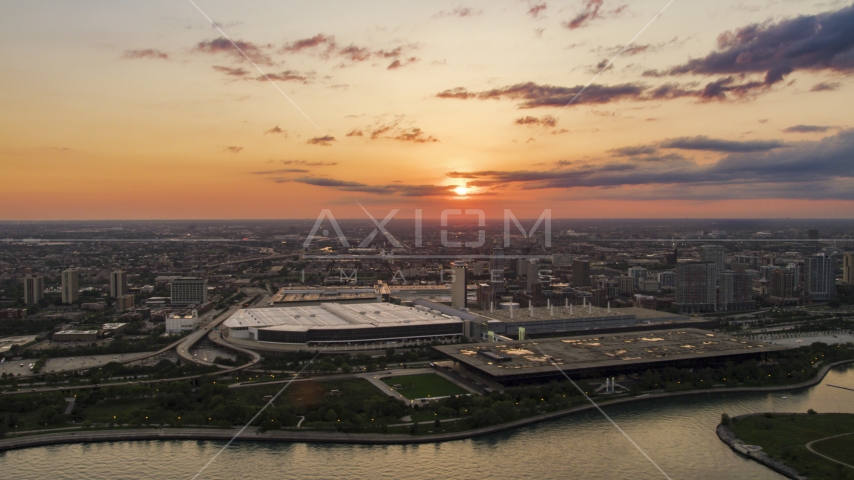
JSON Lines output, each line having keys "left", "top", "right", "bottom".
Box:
{"left": 2, "top": 365, "right": 853, "bottom": 479}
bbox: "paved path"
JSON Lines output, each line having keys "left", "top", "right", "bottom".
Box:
{"left": 805, "top": 432, "right": 854, "bottom": 470}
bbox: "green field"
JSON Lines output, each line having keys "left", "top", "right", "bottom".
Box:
{"left": 729, "top": 413, "right": 854, "bottom": 479}
{"left": 381, "top": 373, "right": 467, "bottom": 400}
{"left": 811, "top": 434, "right": 854, "bottom": 466}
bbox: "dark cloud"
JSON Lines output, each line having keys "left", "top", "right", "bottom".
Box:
{"left": 811, "top": 81, "right": 842, "bottom": 91}
{"left": 265, "top": 125, "right": 287, "bottom": 135}
{"left": 564, "top": 0, "right": 625, "bottom": 30}
{"left": 339, "top": 45, "right": 372, "bottom": 62}
{"left": 212, "top": 65, "right": 249, "bottom": 76}
{"left": 528, "top": 3, "right": 547, "bottom": 18}
{"left": 123, "top": 49, "right": 168, "bottom": 60}
{"left": 437, "top": 81, "right": 648, "bottom": 108}
{"left": 292, "top": 177, "right": 457, "bottom": 196}
{"left": 195, "top": 37, "right": 273, "bottom": 66}
{"left": 353, "top": 122, "right": 439, "bottom": 143}
{"left": 782, "top": 124, "right": 832, "bottom": 133}
{"left": 306, "top": 136, "right": 336, "bottom": 146}
{"left": 441, "top": 129, "right": 854, "bottom": 199}
{"left": 262, "top": 70, "right": 310, "bottom": 83}
{"left": 660, "top": 135, "right": 785, "bottom": 152}
{"left": 388, "top": 57, "right": 419, "bottom": 70}
{"left": 515, "top": 115, "right": 558, "bottom": 127}
{"left": 281, "top": 160, "right": 337, "bottom": 166}
{"left": 609, "top": 145, "right": 658, "bottom": 156}
{"left": 664, "top": 5, "right": 854, "bottom": 89}
{"left": 564, "top": 0, "right": 603, "bottom": 29}
{"left": 281, "top": 33, "right": 415, "bottom": 67}
{"left": 281, "top": 34, "right": 336, "bottom": 54}
{"left": 392, "top": 128, "right": 438, "bottom": 143}
{"left": 224, "top": 146, "right": 243, "bottom": 153}
{"left": 370, "top": 125, "right": 393, "bottom": 139}
{"left": 436, "top": 87, "right": 478, "bottom": 99}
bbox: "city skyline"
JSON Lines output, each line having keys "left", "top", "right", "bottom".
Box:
{"left": 3, "top": 1, "right": 854, "bottom": 219}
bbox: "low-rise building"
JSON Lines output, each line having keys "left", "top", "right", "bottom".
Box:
{"left": 53, "top": 330, "right": 99, "bottom": 342}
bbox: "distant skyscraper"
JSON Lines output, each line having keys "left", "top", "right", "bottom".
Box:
{"left": 525, "top": 261, "right": 539, "bottom": 292}
{"left": 572, "top": 259, "right": 591, "bottom": 287}
{"left": 61, "top": 269, "right": 79, "bottom": 304}
{"left": 110, "top": 270, "right": 128, "bottom": 298}
{"left": 450, "top": 263, "right": 467, "bottom": 309}
{"left": 171, "top": 277, "right": 208, "bottom": 306}
{"left": 719, "top": 271, "right": 753, "bottom": 311}
{"left": 489, "top": 248, "right": 506, "bottom": 293}
{"left": 843, "top": 252, "right": 854, "bottom": 284}
{"left": 804, "top": 254, "right": 836, "bottom": 301}
{"left": 675, "top": 262, "right": 717, "bottom": 313}
{"left": 699, "top": 245, "right": 726, "bottom": 279}
{"left": 24, "top": 275, "right": 44, "bottom": 306}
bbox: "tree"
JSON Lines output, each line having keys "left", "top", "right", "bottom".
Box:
{"left": 325, "top": 409, "right": 338, "bottom": 422}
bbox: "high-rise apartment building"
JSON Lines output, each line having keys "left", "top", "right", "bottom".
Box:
{"left": 170, "top": 277, "right": 208, "bottom": 306}
{"left": 110, "top": 270, "right": 128, "bottom": 298}
{"left": 572, "top": 259, "right": 591, "bottom": 287}
{"left": 658, "top": 271, "right": 676, "bottom": 288}
{"left": 24, "top": 275, "right": 44, "bottom": 306}
{"left": 617, "top": 275, "right": 635, "bottom": 295}
{"left": 116, "top": 294, "right": 136, "bottom": 311}
{"left": 804, "top": 254, "right": 836, "bottom": 301}
{"left": 699, "top": 245, "right": 726, "bottom": 279}
{"left": 450, "top": 264, "right": 467, "bottom": 309}
{"left": 719, "top": 271, "right": 754, "bottom": 311}
{"left": 770, "top": 269, "right": 795, "bottom": 298}
{"left": 627, "top": 266, "right": 648, "bottom": 288}
{"left": 675, "top": 262, "right": 717, "bottom": 313}
{"left": 844, "top": 252, "right": 854, "bottom": 284}
{"left": 61, "top": 269, "right": 79, "bottom": 304}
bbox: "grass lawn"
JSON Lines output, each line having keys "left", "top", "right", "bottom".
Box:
{"left": 730, "top": 413, "right": 854, "bottom": 480}
{"left": 380, "top": 373, "right": 467, "bottom": 400}
{"left": 811, "top": 434, "right": 854, "bottom": 466}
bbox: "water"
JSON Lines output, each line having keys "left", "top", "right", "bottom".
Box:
{"left": 2, "top": 365, "right": 853, "bottom": 479}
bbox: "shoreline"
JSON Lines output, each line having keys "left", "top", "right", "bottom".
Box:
{"left": 1, "top": 359, "right": 851, "bottom": 453}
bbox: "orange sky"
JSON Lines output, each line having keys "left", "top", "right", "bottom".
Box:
{"left": 2, "top": 1, "right": 853, "bottom": 219}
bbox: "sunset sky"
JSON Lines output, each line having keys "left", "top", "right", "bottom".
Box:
{"left": 2, "top": 0, "right": 853, "bottom": 220}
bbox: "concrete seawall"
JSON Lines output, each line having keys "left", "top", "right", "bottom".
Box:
{"left": 716, "top": 421, "right": 806, "bottom": 480}
{"left": 1, "top": 359, "right": 851, "bottom": 453}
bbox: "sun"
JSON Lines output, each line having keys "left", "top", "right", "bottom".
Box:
{"left": 453, "top": 185, "right": 469, "bottom": 196}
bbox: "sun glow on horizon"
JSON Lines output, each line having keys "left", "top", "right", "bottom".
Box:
{"left": 453, "top": 185, "right": 469, "bottom": 196}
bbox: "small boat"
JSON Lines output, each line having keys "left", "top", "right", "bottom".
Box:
{"left": 780, "top": 396, "right": 788, "bottom": 399}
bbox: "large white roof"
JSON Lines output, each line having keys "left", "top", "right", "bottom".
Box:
{"left": 223, "top": 302, "right": 461, "bottom": 333}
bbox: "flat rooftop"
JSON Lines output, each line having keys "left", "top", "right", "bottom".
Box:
{"left": 478, "top": 305, "right": 683, "bottom": 323}
{"left": 224, "top": 302, "right": 462, "bottom": 333}
{"left": 271, "top": 287, "right": 377, "bottom": 304}
{"left": 434, "top": 328, "right": 790, "bottom": 380}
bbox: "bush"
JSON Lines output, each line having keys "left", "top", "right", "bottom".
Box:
{"left": 808, "top": 408, "right": 817, "bottom": 414}
{"left": 721, "top": 413, "right": 731, "bottom": 426}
